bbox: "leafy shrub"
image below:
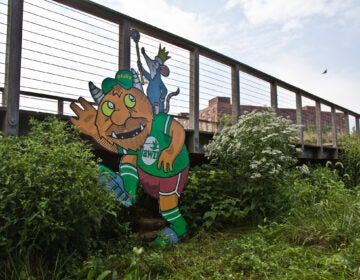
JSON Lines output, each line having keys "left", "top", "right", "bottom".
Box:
{"left": 278, "top": 165, "right": 360, "bottom": 249}
{"left": 184, "top": 110, "right": 299, "bottom": 228}
{"left": 225, "top": 231, "right": 357, "bottom": 279}
{"left": 0, "top": 118, "right": 133, "bottom": 275}
{"left": 182, "top": 164, "right": 248, "bottom": 232}
{"left": 339, "top": 132, "right": 360, "bottom": 189}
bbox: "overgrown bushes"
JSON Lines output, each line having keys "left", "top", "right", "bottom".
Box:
{"left": 340, "top": 132, "right": 360, "bottom": 188}
{"left": 182, "top": 109, "right": 300, "bottom": 230}
{"left": 275, "top": 164, "right": 360, "bottom": 248}
{"left": 0, "top": 118, "right": 134, "bottom": 278}
{"left": 1, "top": 111, "right": 359, "bottom": 279}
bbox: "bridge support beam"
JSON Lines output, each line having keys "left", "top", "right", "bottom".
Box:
{"left": 119, "top": 20, "right": 131, "bottom": 70}
{"left": 315, "top": 101, "right": 323, "bottom": 148}
{"left": 331, "top": 106, "right": 338, "bottom": 148}
{"left": 270, "top": 81, "right": 278, "bottom": 112}
{"left": 296, "top": 93, "right": 304, "bottom": 149}
{"left": 231, "top": 64, "right": 240, "bottom": 124}
{"left": 344, "top": 112, "right": 350, "bottom": 135}
{"left": 188, "top": 48, "right": 200, "bottom": 153}
{"left": 3, "top": 0, "right": 24, "bottom": 136}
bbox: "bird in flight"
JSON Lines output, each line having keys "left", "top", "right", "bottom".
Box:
{"left": 322, "top": 69, "right": 327, "bottom": 74}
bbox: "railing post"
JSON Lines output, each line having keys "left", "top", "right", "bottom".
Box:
{"left": 119, "top": 20, "right": 131, "bottom": 70}
{"left": 344, "top": 112, "right": 350, "bottom": 135}
{"left": 3, "top": 0, "right": 24, "bottom": 136}
{"left": 189, "top": 48, "right": 200, "bottom": 153}
{"left": 331, "top": 106, "right": 338, "bottom": 148}
{"left": 57, "top": 100, "right": 64, "bottom": 116}
{"left": 315, "top": 101, "right": 323, "bottom": 148}
{"left": 296, "top": 93, "right": 304, "bottom": 149}
{"left": 270, "top": 81, "right": 278, "bottom": 112}
{"left": 231, "top": 64, "right": 240, "bottom": 124}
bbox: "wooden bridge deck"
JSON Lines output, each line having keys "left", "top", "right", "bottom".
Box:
{"left": 0, "top": 105, "right": 341, "bottom": 164}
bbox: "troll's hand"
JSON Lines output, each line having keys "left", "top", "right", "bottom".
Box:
{"left": 70, "top": 97, "right": 98, "bottom": 137}
{"left": 158, "top": 148, "right": 176, "bottom": 173}
{"left": 98, "top": 165, "right": 133, "bottom": 208}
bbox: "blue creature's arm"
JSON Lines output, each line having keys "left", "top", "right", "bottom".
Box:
{"left": 142, "top": 70, "right": 151, "bottom": 81}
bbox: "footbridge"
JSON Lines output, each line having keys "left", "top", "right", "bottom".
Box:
{"left": 1, "top": 0, "right": 360, "bottom": 162}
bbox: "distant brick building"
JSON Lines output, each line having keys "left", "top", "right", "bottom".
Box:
{"left": 178, "top": 96, "right": 346, "bottom": 133}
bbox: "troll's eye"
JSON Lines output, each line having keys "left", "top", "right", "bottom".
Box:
{"left": 124, "top": 94, "right": 136, "bottom": 108}
{"left": 102, "top": 101, "right": 115, "bottom": 117}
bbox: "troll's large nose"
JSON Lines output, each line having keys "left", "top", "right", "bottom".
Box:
{"left": 111, "top": 108, "right": 130, "bottom": 126}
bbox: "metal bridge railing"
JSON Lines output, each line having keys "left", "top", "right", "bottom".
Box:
{"left": 1, "top": 0, "right": 360, "bottom": 157}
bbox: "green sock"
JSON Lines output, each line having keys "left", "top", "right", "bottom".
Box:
{"left": 161, "top": 207, "right": 187, "bottom": 237}
{"left": 120, "top": 163, "right": 139, "bottom": 203}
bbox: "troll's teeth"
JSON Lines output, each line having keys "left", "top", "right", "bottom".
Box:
{"left": 112, "top": 131, "right": 117, "bottom": 139}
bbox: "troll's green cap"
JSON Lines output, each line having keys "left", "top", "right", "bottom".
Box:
{"left": 101, "top": 70, "right": 133, "bottom": 94}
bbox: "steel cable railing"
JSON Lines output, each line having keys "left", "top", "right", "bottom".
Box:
{"left": 1, "top": 0, "right": 359, "bottom": 156}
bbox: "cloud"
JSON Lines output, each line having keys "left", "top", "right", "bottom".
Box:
{"left": 93, "top": 0, "right": 224, "bottom": 46}
{"left": 240, "top": 0, "right": 328, "bottom": 25}
{"left": 281, "top": 19, "right": 302, "bottom": 32}
{"left": 225, "top": 0, "right": 240, "bottom": 10}
{"left": 225, "top": 0, "right": 356, "bottom": 34}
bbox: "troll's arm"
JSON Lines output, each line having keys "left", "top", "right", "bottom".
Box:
{"left": 158, "top": 119, "right": 185, "bottom": 173}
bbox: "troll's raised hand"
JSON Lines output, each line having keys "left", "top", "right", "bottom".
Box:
{"left": 70, "top": 97, "right": 98, "bottom": 138}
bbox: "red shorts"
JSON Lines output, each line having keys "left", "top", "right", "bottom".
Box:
{"left": 137, "top": 166, "right": 189, "bottom": 199}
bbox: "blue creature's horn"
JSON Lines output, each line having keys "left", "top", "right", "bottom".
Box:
{"left": 89, "top": 81, "right": 104, "bottom": 105}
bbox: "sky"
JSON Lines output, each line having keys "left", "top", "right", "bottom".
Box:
{"left": 91, "top": 0, "right": 360, "bottom": 114}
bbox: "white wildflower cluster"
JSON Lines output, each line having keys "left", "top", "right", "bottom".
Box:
{"left": 204, "top": 109, "right": 299, "bottom": 181}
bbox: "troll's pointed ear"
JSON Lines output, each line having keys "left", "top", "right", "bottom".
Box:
{"left": 89, "top": 82, "right": 104, "bottom": 105}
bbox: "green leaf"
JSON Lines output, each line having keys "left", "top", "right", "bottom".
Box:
{"left": 96, "top": 270, "right": 112, "bottom": 280}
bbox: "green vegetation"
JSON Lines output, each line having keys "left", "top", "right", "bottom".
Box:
{"left": 0, "top": 118, "right": 137, "bottom": 279}
{"left": 0, "top": 113, "right": 359, "bottom": 279}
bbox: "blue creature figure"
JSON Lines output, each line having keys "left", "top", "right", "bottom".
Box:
{"left": 138, "top": 45, "right": 179, "bottom": 114}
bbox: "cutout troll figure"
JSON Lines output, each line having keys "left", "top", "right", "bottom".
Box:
{"left": 70, "top": 69, "right": 189, "bottom": 248}
{"left": 138, "top": 44, "right": 179, "bottom": 114}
